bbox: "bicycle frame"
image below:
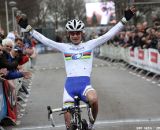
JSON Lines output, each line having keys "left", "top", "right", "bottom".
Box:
{"left": 47, "top": 96, "right": 88, "bottom": 130}
{"left": 70, "top": 96, "right": 82, "bottom": 130}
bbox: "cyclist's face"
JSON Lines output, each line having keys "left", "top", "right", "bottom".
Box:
{"left": 69, "top": 31, "right": 82, "bottom": 45}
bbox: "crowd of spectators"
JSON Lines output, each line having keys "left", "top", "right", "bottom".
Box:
{"left": 0, "top": 29, "right": 37, "bottom": 81}
{"left": 89, "top": 21, "right": 160, "bottom": 52}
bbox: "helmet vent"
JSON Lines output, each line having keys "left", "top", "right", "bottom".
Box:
{"left": 77, "top": 25, "right": 81, "bottom": 30}
{"left": 69, "top": 25, "right": 74, "bottom": 30}
{"left": 65, "top": 19, "right": 85, "bottom": 32}
{"left": 74, "top": 20, "right": 76, "bottom": 28}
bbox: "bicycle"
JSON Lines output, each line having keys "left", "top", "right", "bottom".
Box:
{"left": 47, "top": 96, "right": 94, "bottom": 130}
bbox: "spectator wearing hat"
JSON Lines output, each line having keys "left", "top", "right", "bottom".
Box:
{"left": 0, "top": 44, "right": 19, "bottom": 70}
{"left": 0, "top": 42, "right": 31, "bottom": 79}
{"left": 0, "top": 44, "right": 30, "bottom": 79}
{"left": 6, "top": 46, "right": 31, "bottom": 79}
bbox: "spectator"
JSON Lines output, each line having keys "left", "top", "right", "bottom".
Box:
{"left": 90, "top": 31, "right": 98, "bottom": 40}
{"left": 157, "top": 31, "right": 160, "bottom": 53}
{"left": 2, "top": 38, "right": 14, "bottom": 53}
{"left": 98, "top": 29, "right": 106, "bottom": 36}
{"left": 55, "top": 35, "right": 63, "bottom": 42}
{"left": 15, "top": 37, "right": 30, "bottom": 65}
{"left": 149, "top": 30, "right": 158, "bottom": 49}
{"left": 118, "top": 32, "right": 126, "bottom": 46}
{"left": 23, "top": 32, "right": 32, "bottom": 48}
{"left": 0, "top": 40, "right": 31, "bottom": 80}
{"left": 0, "top": 32, "right": 5, "bottom": 44}
{"left": 15, "top": 37, "right": 24, "bottom": 48}
{"left": 132, "top": 31, "right": 144, "bottom": 49}
{"left": 0, "top": 44, "right": 19, "bottom": 70}
{"left": 123, "top": 31, "right": 133, "bottom": 48}
{"left": 30, "top": 38, "right": 38, "bottom": 69}
{"left": 7, "top": 32, "right": 16, "bottom": 42}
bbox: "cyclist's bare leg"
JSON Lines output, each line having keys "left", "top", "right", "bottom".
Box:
{"left": 64, "top": 112, "right": 71, "bottom": 129}
{"left": 86, "top": 89, "right": 98, "bottom": 124}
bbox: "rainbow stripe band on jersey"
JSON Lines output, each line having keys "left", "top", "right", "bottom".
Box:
{"left": 64, "top": 50, "right": 92, "bottom": 61}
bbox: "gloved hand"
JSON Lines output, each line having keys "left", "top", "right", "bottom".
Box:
{"left": 121, "top": 6, "right": 136, "bottom": 25}
{"left": 16, "top": 15, "right": 32, "bottom": 32}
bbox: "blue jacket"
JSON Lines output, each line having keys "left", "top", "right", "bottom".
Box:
{"left": 5, "top": 70, "right": 24, "bottom": 80}
{"left": 3, "top": 51, "right": 24, "bottom": 79}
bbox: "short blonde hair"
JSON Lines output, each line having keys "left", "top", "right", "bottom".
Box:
{"left": 2, "top": 38, "right": 14, "bottom": 46}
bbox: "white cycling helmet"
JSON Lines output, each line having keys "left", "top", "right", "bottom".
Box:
{"left": 65, "top": 19, "right": 85, "bottom": 32}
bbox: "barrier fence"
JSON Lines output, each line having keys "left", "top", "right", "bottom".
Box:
{"left": 99, "top": 44, "right": 160, "bottom": 75}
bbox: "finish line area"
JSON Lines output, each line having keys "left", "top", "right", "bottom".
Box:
{"left": 11, "top": 118, "right": 160, "bottom": 130}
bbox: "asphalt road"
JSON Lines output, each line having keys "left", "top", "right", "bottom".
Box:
{"left": 5, "top": 53, "right": 160, "bottom": 130}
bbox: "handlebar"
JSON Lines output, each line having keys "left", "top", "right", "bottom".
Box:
{"left": 47, "top": 104, "right": 87, "bottom": 127}
{"left": 52, "top": 104, "right": 87, "bottom": 112}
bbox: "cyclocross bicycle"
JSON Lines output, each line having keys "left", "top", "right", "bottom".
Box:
{"left": 47, "top": 96, "right": 94, "bottom": 130}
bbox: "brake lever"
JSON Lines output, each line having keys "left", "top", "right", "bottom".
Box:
{"left": 47, "top": 106, "right": 55, "bottom": 127}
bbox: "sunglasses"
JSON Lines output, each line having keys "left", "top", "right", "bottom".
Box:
{"left": 69, "top": 31, "right": 81, "bottom": 36}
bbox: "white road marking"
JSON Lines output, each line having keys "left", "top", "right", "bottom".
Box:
{"left": 12, "top": 118, "right": 160, "bottom": 130}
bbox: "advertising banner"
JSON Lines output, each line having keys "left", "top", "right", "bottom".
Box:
{"left": 148, "top": 49, "right": 160, "bottom": 74}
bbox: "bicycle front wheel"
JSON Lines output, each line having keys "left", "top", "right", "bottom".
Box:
{"left": 69, "top": 123, "right": 77, "bottom": 130}
{"left": 81, "top": 119, "right": 88, "bottom": 130}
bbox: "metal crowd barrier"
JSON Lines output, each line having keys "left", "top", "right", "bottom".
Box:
{"left": 99, "top": 44, "right": 160, "bottom": 83}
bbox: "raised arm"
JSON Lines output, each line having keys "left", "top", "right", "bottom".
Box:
{"left": 16, "top": 16, "right": 67, "bottom": 52}
{"left": 86, "top": 6, "right": 136, "bottom": 49}
{"left": 30, "top": 29, "right": 67, "bottom": 52}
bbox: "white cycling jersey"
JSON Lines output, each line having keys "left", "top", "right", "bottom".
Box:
{"left": 30, "top": 22, "right": 124, "bottom": 77}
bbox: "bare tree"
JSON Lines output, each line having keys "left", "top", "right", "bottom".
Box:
{"left": 45, "top": 0, "right": 86, "bottom": 30}
{"left": 16, "top": 0, "right": 46, "bottom": 27}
